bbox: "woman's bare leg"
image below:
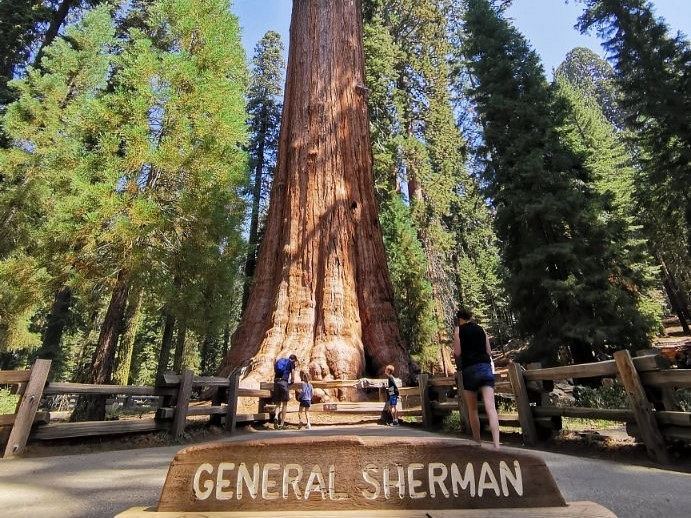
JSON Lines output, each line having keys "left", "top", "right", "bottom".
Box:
{"left": 463, "top": 390, "right": 481, "bottom": 443}
{"left": 480, "top": 385, "right": 500, "bottom": 448}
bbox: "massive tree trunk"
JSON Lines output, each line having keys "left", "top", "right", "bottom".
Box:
{"left": 218, "top": 0, "right": 410, "bottom": 384}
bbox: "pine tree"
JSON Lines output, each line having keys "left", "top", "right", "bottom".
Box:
{"left": 461, "top": 0, "right": 653, "bottom": 364}
{"left": 555, "top": 72, "right": 662, "bottom": 336}
{"left": 361, "top": 2, "right": 438, "bottom": 369}
{"left": 556, "top": 47, "right": 623, "bottom": 129}
{"left": 577, "top": 2, "right": 691, "bottom": 331}
{"left": 243, "top": 31, "right": 285, "bottom": 309}
{"left": 2, "top": 0, "right": 249, "bottom": 395}
{"left": 0, "top": 0, "right": 52, "bottom": 108}
{"left": 0, "top": 5, "right": 116, "bottom": 355}
{"left": 578, "top": 0, "right": 691, "bottom": 259}
{"left": 362, "top": 0, "right": 509, "bottom": 369}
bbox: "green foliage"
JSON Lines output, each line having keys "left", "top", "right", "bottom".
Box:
{"left": 364, "top": 0, "right": 511, "bottom": 361}
{"left": 555, "top": 73, "right": 663, "bottom": 339}
{"left": 573, "top": 384, "right": 628, "bottom": 409}
{"left": 461, "top": 0, "right": 654, "bottom": 363}
{"left": 243, "top": 30, "right": 285, "bottom": 303}
{"left": 0, "top": 0, "right": 52, "bottom": 107}
{"left": 677, "top": 389, "right": 691, "bottom": 413}
{"left": 578, "top": 0, "right": 691, "bottom": 264}
{"left": 379, "top": 196, "right": 437, "bottom": 367}
{"left": 0, "top": 387, "right": 19, "bottom": 414}
{"left": 0, "top": 1, "right": 249, "bottom": 382}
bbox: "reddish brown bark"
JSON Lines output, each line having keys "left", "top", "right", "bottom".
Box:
{"left": 218, "top": 0, "right": 410, "bottom": 384}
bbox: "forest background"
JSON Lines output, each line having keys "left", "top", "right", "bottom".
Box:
{"left": 0, "top": 0, "right": 689, "bottom": 398}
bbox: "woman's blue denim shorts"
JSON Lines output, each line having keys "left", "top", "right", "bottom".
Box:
{"left": 461, "top": 362, "right": 495, "bottom": 391}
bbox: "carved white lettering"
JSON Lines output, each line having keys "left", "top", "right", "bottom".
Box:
{"left": 190, "top": 459, "right": 523, "bottom": 503}
{"left": 193, "top": 463, "right": 214, "bottom": 500}
{"left": 478, "top": 462, "right": 501, "bottom": 497}
{"left": 383, "top": 464, "right": 405, "bottom": 499}
{"left": 428, "top": 462, "right": 449, "bottom": 498}
{"left": 450, "top": 463, "right": 475, "bottom": 497}
{"left": 499, "top": 460, "right": 523, "bottom": 496}
{"left": 361, "top": 464, "right": 380, "bottom": 500}
{"left": 407, "top": 463, "right": 427, "bottom": 499}
{"left": 282, "top": 464, "right": 303, "bottom": 499}
{"left": 261, "top": 463, "right": 280, "bottom": 500}
{"left": 237, "top": 463, "right": 259, "bottom": 499}
{"left": 304, "top": 465, "right": 327, "bottom": 500}
{"left": 215, "top": 462, "right": 235, "bottom": 500}
{"left": 329, "top": 464, "right": 347, "bottom": 500}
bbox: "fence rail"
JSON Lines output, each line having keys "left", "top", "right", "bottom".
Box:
{"left": 2, "top": 348, "right": 690, "bottom": 462}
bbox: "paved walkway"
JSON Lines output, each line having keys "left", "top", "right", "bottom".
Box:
{"left": 0, "top": 425, "right": 689, "bottom": 518}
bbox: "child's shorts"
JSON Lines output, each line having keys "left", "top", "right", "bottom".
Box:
{"left": 299, "top": 400, "right": 311, "bottom": 408}
{"left": 388, "top": 395, "right": 398, "bottom": 407}
{"left": 461, "top": 363, "right": 495, "bottom": 391}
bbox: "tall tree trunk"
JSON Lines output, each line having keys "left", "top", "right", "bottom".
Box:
{"left": 71, "top": 269, "right": 130, "bottom": 421}
{"left": 658, "top": 255, "right": 691, "bottom": 333}
{"left": 242, "top": 118, "right": 268, "bottom": 310}
{"left": 173, "top": 325, "right": 187, "bottom": 374}
{"left": 218, "top": 0, "right": 410, "bottom": 383}
{"left": 156, "top": 310, "right": 175, "bottom": 376}
{"left": 112, "top": 289, "right": 143, "bottom": 386}
{"left": 37, "top": 285, "right": 72, "bottom": 380}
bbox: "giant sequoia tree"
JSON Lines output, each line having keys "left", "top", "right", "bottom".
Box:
{"left": 218, "top": 0, "right": 411, "bottom": 384}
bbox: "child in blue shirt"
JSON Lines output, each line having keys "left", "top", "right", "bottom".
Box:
{"left": 298, "top": 371, "right": 313, "bottom": 429}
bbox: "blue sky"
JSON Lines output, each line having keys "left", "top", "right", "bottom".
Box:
{"left": 231, "top": 0, "right": 691, "bottom": 78}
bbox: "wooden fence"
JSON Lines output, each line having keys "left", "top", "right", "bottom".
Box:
{"left": 421, "top": 349, "right": 691, "bottom": 464}
{"left": 2, "top": 349, "right": 690, "bottom": 462}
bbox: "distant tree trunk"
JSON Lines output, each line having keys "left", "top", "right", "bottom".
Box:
{"left": 218, "top": 0, "right": 410, "bottom": 384}
{"left": 242, "top": 120, "right": 268, "bottom": 310}
{"left": 172, "top": 325, "right": 187, "bottom": 374}
{"left": 112, "top": 290, "right": 143, "bottom": 386}
{"left": 37, "top": 285, "right": 72, "bottom": 380}
{"left": 658, "top": 256, "right": 691, "bottom": 334}
{"left": 156, "top": 311, "right": 175, "bottom": 376}
{"left": 71, "top": 269, "right": 130, "bottom": 421}
{"left": 34, "top": 0, "right": 74, "bottom": 67}
{"left": 199, "top": 335, "right": 213, "bottom": 376}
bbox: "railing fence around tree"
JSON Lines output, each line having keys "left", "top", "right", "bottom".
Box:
{"left": 1, "top": 349, "right": 690, "bottom": 462}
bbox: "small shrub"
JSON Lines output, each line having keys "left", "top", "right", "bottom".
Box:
{"left": 678, "top": 389, "right": 691, "bottom": 412}
{"left": 573, "top": 384, "right": 628, "bottom": 409}
{"left": 0, "top": 388, "right": 20, "bottom": 415}
{"left": 442, "top": 411, "right": 461, "bottom": 433}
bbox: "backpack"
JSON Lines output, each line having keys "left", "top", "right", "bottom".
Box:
{"left": 274, "top": 358, "right": 293, "bottom": 381}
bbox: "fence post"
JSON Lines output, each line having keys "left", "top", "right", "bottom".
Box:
{"left": 614, "top": 350, "right": 669, "bottom": 464}
{"left": 454, "top": 371, "right": 470, "bottom": 434}
{"left": 225, "top": 370, "right": 241, "bottom": 434}
{"left": 171, "top": 369, "right": 194, "bottom": 440}
{"left": 4, "top": 359, "right": 51, "bottom": 458}
{"left": 419, "top": 373, "right": 432, "bottom": 428}
{"left": 507, "top": 361, "right": 537, "bottom": 446}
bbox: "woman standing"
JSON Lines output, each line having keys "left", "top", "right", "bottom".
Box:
{"left": 453, "top": 308, "right": 500, "bottom": 448}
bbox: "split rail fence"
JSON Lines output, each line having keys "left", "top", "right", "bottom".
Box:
{"left": 1, "top": 349, "right": 690, "bottom": 463}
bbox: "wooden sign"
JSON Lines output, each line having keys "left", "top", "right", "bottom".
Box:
{"left": 114, "top": 435, "right": 616, "bottom": 516}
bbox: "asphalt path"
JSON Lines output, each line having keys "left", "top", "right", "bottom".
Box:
{"left": 0, "top": 425, "right": 689, "bottom": 518}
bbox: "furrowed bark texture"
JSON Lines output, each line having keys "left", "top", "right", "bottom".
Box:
{"left": 219, "top": 0, "right": 410, "bottom": 384}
